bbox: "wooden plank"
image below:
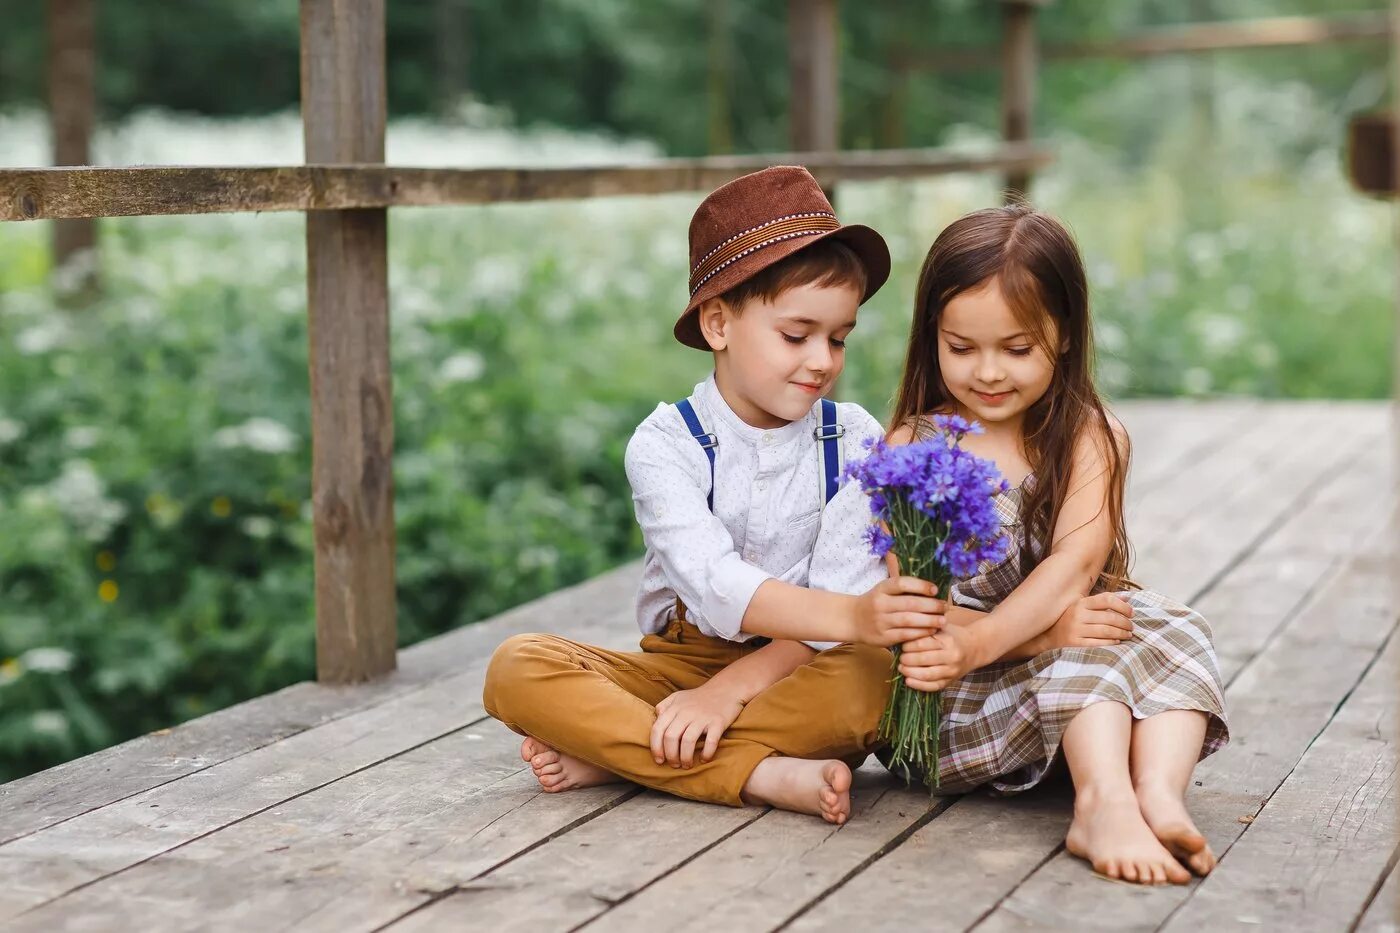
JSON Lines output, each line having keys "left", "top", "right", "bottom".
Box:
{"left": 1133, "top": 404, "right": 1383, "bottom": 600}
{"left": 1159, "top": 634, "right": 1398, "bottom": 931}
{"left": 787, "top": 786, "right": 1073, "bottom": 933}
{"left": 587, "top": 766, "right": 953, "bottom": 933}
{"left": 388, "top": 793, "right": 765, "bottom": 932}
{"left": 1001, "top": 2, "right": 1037, "bottom": 200}
{"left": 1357, "top": 857, "right": 1400, "bottom": 933}
{"left": 301, "top": 0, "right": 396, "bottom": 683}
{"left": 0, "top": 564, "right": 637, "bottom": 846}
{"left": 909, "top": 13, "right": 1392, "bottom": 72}
{"left": 1113, "top": 400, "right": 1259, "bottom": 496}
{"left": 2, "top": 721, "right": 638, "bottom": 932}
{"left": 0, "top": 145, "right": 1055, "bottom": 221}
{"left": 0, "top": 575, "right": 643, "bottom": 921}
{"left": 788, "top": 0, "right": 839, "bottom": 153}
{"left": 970, "top": 520, "right": 1397, "bottom": 932}
{"left": 796, "top": 412, "right": 1391, "bottom": 932}
{"left": 47, "top": 0, "right": 98, "bottom": 284}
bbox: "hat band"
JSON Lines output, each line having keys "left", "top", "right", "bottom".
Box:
{"left": 688, "top": 213, "right": 841, "bottom": 296}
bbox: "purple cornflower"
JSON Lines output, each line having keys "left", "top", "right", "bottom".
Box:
{"left": 843, "top": 415, "right": 1011, "bottom": 790}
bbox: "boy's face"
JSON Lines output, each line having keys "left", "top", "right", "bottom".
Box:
{"left": 700, "top": 281, "right": 861, "bottom": 429}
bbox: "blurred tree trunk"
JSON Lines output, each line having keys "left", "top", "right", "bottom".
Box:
{"left": 48, "top": 0, "right": 99, "bottom": 300}
{"left": 707, "top": 0, "right": 733, "bottom": 154}
{"left": 435, "top": 0, "right": 470, "bottom": 121}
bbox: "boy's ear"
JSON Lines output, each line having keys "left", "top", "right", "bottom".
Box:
{"left": 697, "top": 297, "right": 730, "bottom": 351}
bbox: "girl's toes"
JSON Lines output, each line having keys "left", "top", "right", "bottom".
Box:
{"left": 1169, "top": 859, "right": 1194, "bottom": 884}
{"left": 1098, "top": 859, "right": 1118, "bottom": 879}
{"left": 1150, "top": 863, "right": 1167, "bottom": 885}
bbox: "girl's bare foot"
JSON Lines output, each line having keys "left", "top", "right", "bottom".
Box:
{"left": 1135, "top": 781, "right": 1216, "bottom": 876}
{"left": 1066, "top": 785, "right": 1192, "bottom": 885}
{"left": 519, "top": 736, "right": 619, "bottom": 793}
{"left": 740, "top": 757, "right": 852, "bottom": 825}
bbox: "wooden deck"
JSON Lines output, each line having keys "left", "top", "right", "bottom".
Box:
{"left": 0, "top": 400, "right": 1394, "bottom": 932}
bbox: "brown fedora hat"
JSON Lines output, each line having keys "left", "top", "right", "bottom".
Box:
{"left": 674, "top": 166, "right": 891, "bottom": 351}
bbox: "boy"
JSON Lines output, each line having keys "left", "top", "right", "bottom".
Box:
{"left": 483, "top": 166, "right": 946, "bottom": 824}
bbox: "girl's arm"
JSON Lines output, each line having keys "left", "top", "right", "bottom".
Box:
{"left": 894, "top": 418, "right": 1129, "bottom": 689}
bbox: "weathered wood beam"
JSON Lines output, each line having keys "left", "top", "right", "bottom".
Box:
{"left": 0, "top": 145, "right": 1054, "bottom": 221}
{"left": 301, "top": 0, "right": 397, "bottom": 684}
{"left": 1001, "top": 2, "right": 1037, "bottom": 202}
{"left": 907, "top": 13, "right": 1392, "bottom": 73}
{"left": 788, "top": 0, "right": 840, "bottom": 153}
{"left": 47, "top": 0, "right": 98, "bottom": 291}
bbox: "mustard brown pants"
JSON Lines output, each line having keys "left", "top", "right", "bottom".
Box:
{"left": 482, "top": 617, "right": 892, "bottom": 806}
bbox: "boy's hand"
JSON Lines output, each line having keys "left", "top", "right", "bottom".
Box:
{"left": 896, "top": 623, "right": 989, "bottom": 692}
{"left": 650, "top": 685, "right": 746, "bottom": 768}
{"left": 1042, "top": 593, "right": 1134, "bottom": 650}
{"left": 853, "top": 576, "right": 947, "bottom": 647}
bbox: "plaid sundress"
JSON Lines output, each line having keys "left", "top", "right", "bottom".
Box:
{"left": 882, "top": 424, "right": 1230, "bottom": 795}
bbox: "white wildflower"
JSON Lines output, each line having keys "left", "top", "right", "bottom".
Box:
{"left": 30, "top": 711, "right": 69, "bottom": 735}
{"left": 213, "top": 417, "right": 297, "bottom": 455}
{"left": 240, "top": 516, "right": 275, "bottom": 539}
{"left": 15, "top": 321, "right": 71, "bottom": 355}
{"left": 0, "top": 419, "right": 24, "bottom": 444}
{"left": 21, "top": 647, "right": 74, "bottom": 673}
{"left": 48, "top": 460, "right": 127, "bottom": 541}
{"left": 438, "top": 351, "right": 485, "bottom": 384}
{"left": 64, "top": 426, "right": 101, "bottom": 451}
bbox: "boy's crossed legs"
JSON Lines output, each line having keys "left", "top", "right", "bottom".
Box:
{"left": 483, "top": 623, "right": 891, "bottom": 824}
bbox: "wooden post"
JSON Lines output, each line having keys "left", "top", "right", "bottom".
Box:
{"left": 1001, "top": 1, "right": 1037, "bottom": 202}
{"left": 707, "top": 0, "right": 734, "bottom": 154}
{"left": 788, "top": 0, "right": 839, "bottom": 154}
{"left": 47, "top": 0, "right": 98, "bottom": 294}
{"left": 300, "top": 0, "right": 397, "bottom": 683}
{"left": 1392, "top": 0, "right": 1400, "bottom": 490}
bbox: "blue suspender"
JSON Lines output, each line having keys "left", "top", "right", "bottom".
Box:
{"left": 675, "top": 398, "right": 719, "bottom": 511}
{"left": 815, "top": 398, "right": 844, "bottom": 505}
{"left": 673, "top": 396, "right": 843, "bottom": 513}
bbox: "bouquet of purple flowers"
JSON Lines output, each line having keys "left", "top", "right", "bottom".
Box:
{"left": 845, "top": 414, "right": 1011, "bottom": 789}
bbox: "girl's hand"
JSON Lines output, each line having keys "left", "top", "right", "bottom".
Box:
{"left": 1044, "top": 593, "right": 1134, "bottom": 649}
{"left": 650, "top": 685, "right": 746, "bottom": 768}
{"left": 852, "top": 577, "right": 947, "bottom": 646}
{"left": 897, "top": 623, "right": 989, "bottom": 692}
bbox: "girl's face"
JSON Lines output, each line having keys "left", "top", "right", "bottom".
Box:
{"left": 937, "top": 276, "right": 1057, "bottom": 429}
{"left": 703, "top": 281, "right": 861, "bottom": 428}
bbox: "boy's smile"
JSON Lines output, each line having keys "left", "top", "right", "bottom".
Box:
{"left": 699, "top": 281, "right": 862, "bottom": 429}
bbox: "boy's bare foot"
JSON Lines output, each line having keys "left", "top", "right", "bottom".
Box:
{"left": 740, "top": 757, "right": 852, "bottom": 825}
{"left": 519, "top": 736, "right": 619, "bottom": 793}
{"left": 1135, "top": 781, "right": 1216, "bottom": 876}
{"left": 1066, "top": 785, "right": 1192, "bottom": 885}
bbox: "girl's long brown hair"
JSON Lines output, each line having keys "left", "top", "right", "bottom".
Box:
{"left": 890, "top": 203, "right": 1137, "bottom": 592}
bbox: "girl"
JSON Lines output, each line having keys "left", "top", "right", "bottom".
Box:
{"left": 879, "top": 204, "right": 1229, "bottom": 885}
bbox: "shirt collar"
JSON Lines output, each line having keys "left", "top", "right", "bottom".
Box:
{"left": 694, "top": 373, "right": 812, "bottom": 448}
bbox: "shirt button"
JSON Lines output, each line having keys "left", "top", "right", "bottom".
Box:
{"left": 757, "top": 481, "right": 767, "bottom": 492}
{"left": 745, "top": 550, "right": 756, "bottom": 561}
{"left": 761, "top": 432, "right": 773, "bottom": 444}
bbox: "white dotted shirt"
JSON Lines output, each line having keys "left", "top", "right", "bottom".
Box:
{"left": 625, "top": 373, "right": 887, "bottom": 649}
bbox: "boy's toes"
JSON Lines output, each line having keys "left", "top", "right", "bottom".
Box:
{"left": 521, "top": 737, "right": 551, "bottom": 762}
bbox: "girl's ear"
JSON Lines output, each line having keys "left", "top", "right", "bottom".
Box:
{"left": 698, "top": 297, "right": 730, "bottom": 351}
